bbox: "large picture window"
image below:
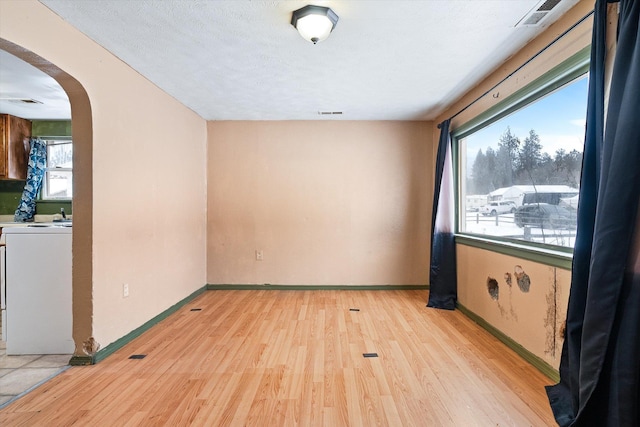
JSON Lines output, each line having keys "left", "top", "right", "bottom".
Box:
{"left": 457, "top": 67, "right": 589, "bottom": 249}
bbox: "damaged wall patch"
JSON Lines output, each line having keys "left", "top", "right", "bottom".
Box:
{"left": 514, "top": 265, "right": 531, "bottom": 292}
{"left": 487, "top": 277, "right": 499, "bottom": 300}
{"left": 505, "top": 272, "right": 513, "bottom": 287}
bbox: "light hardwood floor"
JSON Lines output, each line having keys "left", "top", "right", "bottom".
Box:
{"left": 0, "top": 290, "right": 557, "bottom": 426}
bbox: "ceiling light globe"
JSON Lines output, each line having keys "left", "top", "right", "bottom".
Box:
{"left": 296, "top": 14, "right": 333, "bottom": 44}
{"left": 291, "top": 5, "right": 339, "bottom": 44}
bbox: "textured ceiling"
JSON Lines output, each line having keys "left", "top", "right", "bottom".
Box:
{"left": 2, "top": 1, "right": 581, "bottom": 120}
{"left": 0, "top": 49, "right": 71, "bottom": 120}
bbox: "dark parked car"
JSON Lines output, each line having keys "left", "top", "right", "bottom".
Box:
{"left": 514, "top": 203, "right": 576, "bottom": 229}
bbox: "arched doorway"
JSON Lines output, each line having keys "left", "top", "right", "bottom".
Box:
{"left": 0, "top": 38, "right": 93, "bottom": 363}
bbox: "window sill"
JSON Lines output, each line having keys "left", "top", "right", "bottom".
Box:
{"left": 455, "top": 233, "right": 573, "bottom": 270}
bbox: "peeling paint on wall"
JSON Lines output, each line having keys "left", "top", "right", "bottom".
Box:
{"left": 458, "top": 244, "right": 571, "bottom": 370}
{"left": 82, "top": 337, "right": 101, "bottom": 356}
{"left": 504, "top": 272, "right": 513, "bottom": 287}
{"left": 487, "top": 277, "right": 499, "bottom": 300}
{"left": 486, "top": 274, "right": 518, "bottom": 321}
{"left": 507, "top": 284, "right": 518, "bottom": 322}
{"left": 556, "top": 285, "right": 567, "bottom": 353}
{"left": 544, "top": 285, "right": 556, "bottom": 356}
{"left": 544, "top": 267, "right": 558, "bottom": 359}
{"left": 514, "top": 265, "right": 531, "bottom": 292}
{"left": 544, "top": 267, "right": 562, "bottom": 358}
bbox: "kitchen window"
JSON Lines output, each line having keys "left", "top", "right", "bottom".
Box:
{"left": 455, "top": 52, "right": 589, "bottom": 250}
{"left": 42, "top": 139, "right": 72, "bottom": 199}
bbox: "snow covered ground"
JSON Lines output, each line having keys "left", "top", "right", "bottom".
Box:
{"left": 463, "top": 212, "right": 576, "bottom": 248}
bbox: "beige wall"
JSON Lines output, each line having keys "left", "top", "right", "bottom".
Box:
{"left": 431, "top": 0, "right": 595, "bottom": 371}
{"left": 1, "top": 1, "right": 208, "bottom": 351}
{"left": 208, "top": 121, "right": 432, "bottom": 286}
{"left": 457, "top": 246, "right": 570, "bottom": 369}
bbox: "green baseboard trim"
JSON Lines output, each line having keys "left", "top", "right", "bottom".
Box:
{"left": 69, "top": 355, "right": 93, "bottom": 366}
{"left": 206, "top": 284, "right": 429, "bottom": 291}
{"left": 457, "top": 302, "right": 559, "bottom": 383}
{"left": 90, "top": 286, "right": 207, "bottom": 364}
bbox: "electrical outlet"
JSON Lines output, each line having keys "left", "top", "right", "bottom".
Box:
{"left": 123, "top": 283, "right": 129, "bottom": 298}
{"left": 256, "top": 250, "right": 263, "bottom": 261}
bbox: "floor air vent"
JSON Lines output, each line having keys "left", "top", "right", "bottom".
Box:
{"left": 129, "top": 354, "right": 147, "bottom": 359}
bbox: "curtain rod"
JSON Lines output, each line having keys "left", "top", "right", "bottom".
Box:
{"left": 438, "top": 9, "right": 595, "bottom": 129}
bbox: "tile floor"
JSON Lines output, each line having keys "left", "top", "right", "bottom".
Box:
{"left": 0, "top": 339, "right": 71, "bottom": 408}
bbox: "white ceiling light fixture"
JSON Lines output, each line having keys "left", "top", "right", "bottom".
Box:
{"left": 291, "top": 5, "right": 339, "bottom": 44}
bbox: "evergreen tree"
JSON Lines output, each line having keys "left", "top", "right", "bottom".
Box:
{"left": 485, "top": 147, "right": 500, "bottom": 191}
{"left": 553, "top": 148, "right": 582, "bottom": 187}
{"left": 469, "top": 127, "right": 583, "bottom": 193}
{"left": 470, "top": 149, "right": 487, "bottom": 194}
{"left": 517, "top": 129, "right": 543, "bottom": 182}
{"left": 519, "top": 130, "right": 543, "bottom": 172}
{"left": 497, "top": 127, "right": 520, "bottom": 186}
{"left": 537, "top": 153, "right": 554, "bottom": 185}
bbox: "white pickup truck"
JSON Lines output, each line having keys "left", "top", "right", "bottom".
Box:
{"left": 480, "top": 201, "right": 517, "bottom": 216}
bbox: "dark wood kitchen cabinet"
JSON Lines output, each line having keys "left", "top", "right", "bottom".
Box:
{"left": 0, "top": 114, "right": 31, "bottom": 180}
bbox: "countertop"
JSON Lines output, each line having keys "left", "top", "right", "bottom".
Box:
{"left": 0, "top": 214, "right": 72, "bottom": 228}
{"left": 2, "top": 225, "right": 72, "bottom": 234}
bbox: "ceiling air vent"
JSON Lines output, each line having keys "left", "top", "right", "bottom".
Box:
{"left": 0, "top": 98, "right": 43, "bottom": 104}
{"left": 516, "top": 0, "right": 562, "bottom": 27}
{"left": 537, "top": 0, "right": 563, "bottom": 11}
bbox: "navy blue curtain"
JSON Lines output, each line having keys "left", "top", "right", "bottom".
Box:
{"left": 427, "top": 119, "right": 457, "bottom": 310}
{"left": 14, "top": 137, "right": 47, "bottom": 222}
{"left": 546, "top": 1, "right": 640, "bottom": 425}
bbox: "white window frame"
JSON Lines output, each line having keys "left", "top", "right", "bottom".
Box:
{"left": 41, "top": 138, "right": 73, "bottom": 200}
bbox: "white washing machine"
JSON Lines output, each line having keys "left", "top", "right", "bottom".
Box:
{"left": 1, "top": 235, "right": 6, "bottom": 342}
{"left": 4, "top": 224, "right": 73, "bottom": 355}
{"left": 0, "top": 223, "right": 29, "bottom": 343}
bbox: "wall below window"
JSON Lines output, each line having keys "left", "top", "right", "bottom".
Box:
{"left": 431, "top": 0, "right": 594, "bottom": 378}
{"left": 457, "top": 244, "right": 570, "bottom": 372}
{"left": 207, "top": 121, "right": 432, "bottom": 287}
